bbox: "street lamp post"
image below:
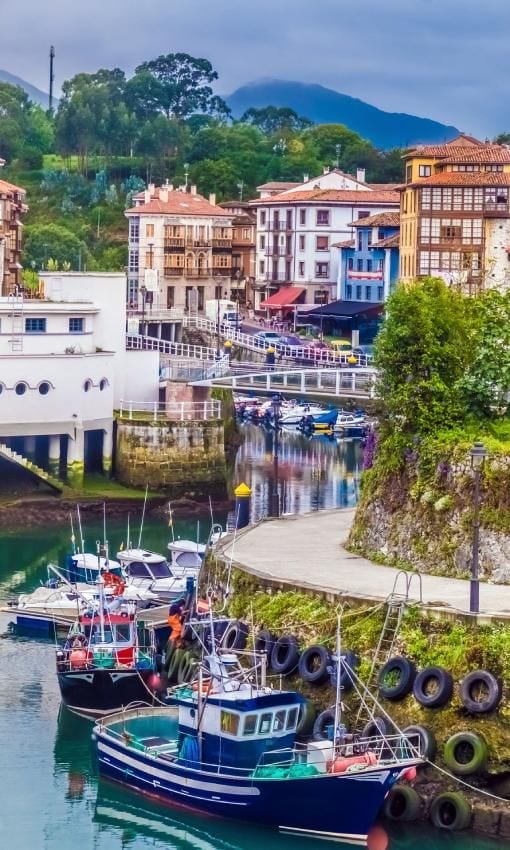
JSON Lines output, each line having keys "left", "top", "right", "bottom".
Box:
{"left": 469, "top": 441, "right": 487, "bottom": 614}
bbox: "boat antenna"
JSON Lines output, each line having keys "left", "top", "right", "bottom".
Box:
{"left": 138, "top": 483, "right": 149, "bottom": 548}
{"left": 208, "top": 495, "right": 214, "bottom": 528}
{"left": 77, "top": 505, "right": 85, "bottom": 555}
{"left": 69, "top": 512, "right": 76, "bottom": 555}
{"left": 333, "top": 609, "right": 344, "bottom": 752}
{"left": 168, "top": 501, "right": 175, "bottom": 544}
{"left": 97, "top": 539, "right": 106, "bottom": 643}
{"left": 126, "top": 512, "right": 130, "bottom": 550}
{"left": 103, "top": 502, "right": 107, "bottom": 549}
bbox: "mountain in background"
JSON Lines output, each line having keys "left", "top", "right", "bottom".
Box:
{"left": 226, "top": 79, "right": 459, "bottom": 149}
{"left": 0, "top": 69, "right": 55, "bottom": 108}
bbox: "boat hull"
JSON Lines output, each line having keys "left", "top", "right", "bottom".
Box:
{"left": 94, "top": 731, "right": 404, "bottom": 843}
{"left": 58, "top": 669, "right": 156, "bottom": 720}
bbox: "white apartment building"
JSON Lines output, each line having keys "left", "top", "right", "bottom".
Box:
{"left": 252, "top": 170, "right": 399, "bottom": 309}
{"left": 126, "top": 183, "right": 234, "bottom": 315}
{"left": 0, "top": 273, "right": 158, "bottom": 487}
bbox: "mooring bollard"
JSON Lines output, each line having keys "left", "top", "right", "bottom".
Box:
{"left": 224, "top": 339, "right": 233, "bottom": 359}
{"left": 265, "top": 345, "right": 275, "bottom": 367}
{"left": 234, "top": 482, "right": 252, "bottom": 529}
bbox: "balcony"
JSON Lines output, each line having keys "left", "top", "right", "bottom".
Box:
{"left": 164, "top": 237, "right": 185, "bottom": 248}
{"left": 186, "top": 268, "right": 212, "bottom": 278}
{"left": 483, "top": 202, "right": 510, "bottom": 217}
{"left": 212, "top": 238, "right": 232, "bottom": 248}
{"left": 268, "top": 221, "right": 293, "bottom": 232}
{"left": 164, "top": 267, "right": 185, "bottom": 277}
{"left": 185, "top": 238, "right": 211, "bottom": 248}
{"left": 265, "top": 245, "right": 291, "bottom": 257}
{"left": 265, "top": 272, "right": 292, "bottom": 283}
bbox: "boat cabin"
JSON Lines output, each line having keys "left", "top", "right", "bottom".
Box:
{"left": 65, "top": 552, "right": 123, "bottom": 585}
{"left": 167, "top": 540, "right": 205, "bottom": 572}
{"left": 60, "top": 611, "right": 141, "bottom": 669}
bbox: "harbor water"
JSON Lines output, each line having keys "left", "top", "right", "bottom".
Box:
{"left": 0, "top": 428, "right": 504, "bottom": 849}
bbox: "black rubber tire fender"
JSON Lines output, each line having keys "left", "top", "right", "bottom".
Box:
{"left": 270, "top": 635, "right": 300, "bottom": 675}
{"left": 430, "top": 791, "right": 471, "bottom": 830}
{"left": 413, "top": 666, "right": 453, "bottom": 708}
{"left": 254, "top": 629, "right": 276, "bottom": 657}
{"left": 377, "top": 656, "right": 416, "bottom": 701}
{"left": 296, "top": 698, "right": 317, "bottom": 737}
{"left": 403, "top": 724, "right": 437, "bottom": 761}
{"left": 383, "top": 784, "right": 420, "bottom": 822}
{"left": 460, "top": 670, "right": 502, "bottom": 715}
{"left": 298, "top": 644, "right": 332, "bottom": 685}
{"left": 362, "top": 716, "right": 389, "bottom": 739}
{"left": 312, "top": 708, "right": 337, "bottom": 741}
{"left": 443, "top": 731, "right": 488, "bottom": 776}
{"left": 220, "top": 620, "right": 248, "bottom": 651}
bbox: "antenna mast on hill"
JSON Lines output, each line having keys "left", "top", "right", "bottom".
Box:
{"left": 49, "top": 46, "right": 55, "bottom": 114}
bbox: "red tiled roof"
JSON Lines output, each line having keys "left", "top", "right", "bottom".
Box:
{"left": 366, "top": 183, "right": 400, "bottom": 191}
{"left": 350, "top": 212, "right": 400, "bottom": 228}
{"left": 260, "top": 286, "right": 306, "bottom": 308}
{"left": 256, "top": 181, "right": 300, "bottom": 191}
{"left": 405, "top": 134, "right": 485, "bottom": 158}
{"left": 251, "top": 188, "right": 400, "bottom": 205}
{"left": 371, "top": 233, "right": 400, "bottom": 249}
{"left": 332, "top": 238, "right": 355, "bottom": 248}
{"left": 126, "top": 190, "right": 232, "bottom": 217}
{"left": 412, "top": 172, "right": 510, "bottom": 187}
{"left": 0, "top": 178, "right": 26, "bottom": 195}
{"left": 438, "top": 148, "right": 510, "bottom": 164}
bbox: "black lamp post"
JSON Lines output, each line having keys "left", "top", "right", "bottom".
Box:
{"left": 140, "top": 283, "right": 147, "bottom": 337}
{"left": 469, "top": 440, "right": 487, "bottom": 614}
{"left": 271, "top": 394, "right": 282, "bottom": 518}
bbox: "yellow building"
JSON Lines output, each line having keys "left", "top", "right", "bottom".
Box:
{"left": 399, "top": 134, "right": 510, "bottom": 293}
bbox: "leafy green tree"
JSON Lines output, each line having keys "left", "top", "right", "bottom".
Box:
{"left": 0, "top": 83, "right": 53, "bottom": 161}
{"left": 241, "top": 106, "right": 312, "bottom": 135}
{"left": 457, "top": 290, "right": 510, "bottom": 418}
{"left": 374, "top": 278, "right": 476, "bottom": 434}
{"left": 127, "top": 54, "right": 228, "bottom": 120}
{"left": 24, "top": 223, "right": 89, "bottom": 271}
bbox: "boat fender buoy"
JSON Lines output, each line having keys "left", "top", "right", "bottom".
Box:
{"left": 377, "top": 656, "right": 416, "bottom": 701}
{"left": 412, "top": 666, "right": 453, "bottom": 709}
{"left": 69, "top": 649, "right": 88, "bottom": 669}
{"left": 328, "top": 751, "right": 378, "bottom": 773}
{"left": 383, "top": 784, "right": 420, "bottom": 822}
{"left": 401, "top": 766, "right": 417, "bottom": 783}
{"left": 459, "top": 670, "right": 502, "bottom": 715}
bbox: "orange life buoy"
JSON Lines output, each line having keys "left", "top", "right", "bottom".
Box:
{"left": 102, "top": 572, "right": 125, "bottom": 596}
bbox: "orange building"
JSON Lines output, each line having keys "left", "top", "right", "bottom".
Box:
{"left": 0, "top": 176, "right": 28, "bottom": 295}
{"left": 219, "top": 201, "right": 256, "bottom": 306}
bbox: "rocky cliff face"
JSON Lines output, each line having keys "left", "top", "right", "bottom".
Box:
{"left": 349, "top": 446, "right": 510, "bottom": 584}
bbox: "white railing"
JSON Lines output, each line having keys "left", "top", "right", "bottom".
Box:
{"left": 194, "top": 367, "right": 377, "bottom": 400}
{"left": 126, "top": 333, "right": 219, "bottom": 361}
{"left": 160, "top": 355, "right": 230, "bottom": 382}
{"left": 118, "top": 399, "right": 222, "bottom": 421}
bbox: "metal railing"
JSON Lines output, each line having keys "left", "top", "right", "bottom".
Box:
{"left": 118, "top": 399, "right": 222, "bottom": 421}
{"left": 193, "top": 367, "right": 377, "bottom": 399}
{"left": 126, "top": 333, "right": 219, "bottom": 361}
{"left": 160, "top": 356, "right": 230, "bottom": 382}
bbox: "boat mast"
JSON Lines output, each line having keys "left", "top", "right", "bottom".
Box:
{"left": 97, "top": 539, "right": 106, "bottom": 643}
{"left": 77, "top": 505, "right": 85, "bottom": 554}
{"left": 168, "top": 501, "right": 175, "bottom": 544}
{"left": 138, "top": 484, "right": 149, "bottom": 548}
{"left": 333, "top": 611, "right": 343, "bottom": 752}
{"left": 69, "top": 512, "right": 77, "bottom": 555}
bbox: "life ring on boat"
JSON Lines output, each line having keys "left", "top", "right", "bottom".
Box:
{"left": 102, "top": 572, "right": 125, "bottom": 596}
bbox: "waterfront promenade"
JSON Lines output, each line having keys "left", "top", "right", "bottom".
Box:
{"left": 217, "top": 509, "right": 510, "bottom": 619}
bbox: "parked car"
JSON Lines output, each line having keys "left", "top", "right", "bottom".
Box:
{"left": 253, "top": 331, "right": 284, "bottom": 346}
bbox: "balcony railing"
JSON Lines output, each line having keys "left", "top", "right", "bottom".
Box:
{"left": 265, "top": 272, "right": 292, "bottom": 283}
{"left": 212, "top": 238, "right": 232, "bottom": 248}
{"left": 483, "top": 202, "right": 510, "bottom": 217}
{"left": 268, "top": 221, "right": 293, "bottom": 232}
{"left": 185, "top": 238, "right": 210, "bottom": 247}
{"left": 164, "top": 237, "right": 185, "bottom": 248}
{"left": 265, "top": 246, "right": 290, "bottom": 257}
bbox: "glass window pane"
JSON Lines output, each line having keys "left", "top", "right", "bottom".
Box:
{"left": 243, "top": 715, "right": 257, "bottom": 736}
{"left": 259, "top": 713, "right": 272, "bottom": 734}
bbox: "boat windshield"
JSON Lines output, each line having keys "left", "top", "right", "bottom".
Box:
{"left": 147, "top": 560, "right": 172, "bottom": 578}
{"left": 85, "top": 626, "right": 114, "bottom": 644}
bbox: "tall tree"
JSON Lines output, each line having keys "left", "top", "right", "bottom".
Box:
{"left": 127, "top": 53, "right": 228, "bottom": 120}
{"left": 241, "top": 106, "right": 312, "bottom": 135}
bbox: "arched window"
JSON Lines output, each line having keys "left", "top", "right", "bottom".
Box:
{"left": 99, "top": 378, "right": 109, "bottom": 391}
{"left": 84, "top": 379, "right": 92, "bottom": 392}
{"left": 38, "top": 382, "right": 51, "bottom": 396}
{"left": 15, "top": 382, "right": 27, "bottom": 396}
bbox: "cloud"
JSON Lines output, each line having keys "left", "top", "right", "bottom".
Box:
{"left": 0, "top": 0, "right": 508, "bottom": 135}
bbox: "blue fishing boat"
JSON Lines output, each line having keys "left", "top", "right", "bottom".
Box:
{"left": 93, "top": 623, "right": 423, "bottom": 844}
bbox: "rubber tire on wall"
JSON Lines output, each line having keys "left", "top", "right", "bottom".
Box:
{"left": 254, "top": 629, "right": 276, "bottom": 657}
{"left": 298, "top": 645, "right": 331, "bottom": 685}
{"left": 362, "top": 717, "right": 389, "bottom": 739}
{"left": 403, "top": 724, "right": 437, "bottom": 761}
{"left": 313, "top": 708, "right": 337, "bottom": 741}
{"left": 383, "top": 784, "right": 420, "bottom": 822}
{"left": 413, "top": 666, "right": 453, "bottom": 709}
{"left": 459, "top": 670, "right": 502, "bottom": 715}
{"left": 221, "top": 620, "right": 248, "bottom": 651}
{"left": 443, "top": 731, "right": 488, "bottom": 776}
{"left": 296, "top": 698, "right": 317, "bottom": 737}
{"left": 377, "top": 656, "right": 416, "bottom": 700}
{"left": 270, "top": 635, "right": 300, "bottom": 675}
{"left": 430, "top": 792, "right": 471, "bottom": 830}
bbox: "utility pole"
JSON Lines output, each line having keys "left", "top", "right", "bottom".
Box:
{"left": 49, "top": 46, "right": 55, "bottom": 114}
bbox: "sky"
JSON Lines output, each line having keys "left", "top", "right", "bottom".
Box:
{"left": 1, "top": 0, "right": 509, "bottom": 136}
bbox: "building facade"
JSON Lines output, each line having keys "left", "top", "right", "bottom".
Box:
{"left": 125, "top": 184, "right": 234, "bottom": 313}
{"left": 0, "top": 176, "right": 27, "bottom": 296}
{"left": 218, "top": 201, "right": 256, "bottom": 307}
{"left": 251, "top": 170, "right": 399, "bottom": 310}
{"left": 337, "top": 212, "right": 400, "bottom": 303}
{"left": 399, "top": 134, "right": 510, "bottom": 292}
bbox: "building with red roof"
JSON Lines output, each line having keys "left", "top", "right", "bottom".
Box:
{"left": 0, "top": 173, "right": 28, "bottom": 295}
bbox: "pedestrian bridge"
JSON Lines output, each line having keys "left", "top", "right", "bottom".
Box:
{"left": 192, "top": 366, "right": 377, "bottom": 400}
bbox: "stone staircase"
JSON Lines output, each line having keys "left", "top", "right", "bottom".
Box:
{"left": 0, "top": 442, "right": 64, "bottom": 493}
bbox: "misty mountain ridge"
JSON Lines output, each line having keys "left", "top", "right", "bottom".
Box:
{"left": 0, "top": 69, "right": 56, "bottom": 109}
{"left": 226, "top": 79, "right": 459, "bottom": 149}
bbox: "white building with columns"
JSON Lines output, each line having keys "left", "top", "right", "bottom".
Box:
{"left": 0, "top": 273, "right": 158, "bottom": 488}
{"left": 251, "top": 170, "right": 399, "bottom": 310}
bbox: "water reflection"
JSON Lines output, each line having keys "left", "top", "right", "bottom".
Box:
{"left": 235, "top": 424, "right": 361, "bottom": 521}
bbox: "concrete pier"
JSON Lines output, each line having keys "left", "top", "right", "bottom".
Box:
{"left": 217, "top": 508, "right": 510, "bottom": 620}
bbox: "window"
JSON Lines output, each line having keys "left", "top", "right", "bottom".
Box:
{"left": 273, "top": 711, "right": 286, "bottom": 732}
{"left": 25, "top": 318, "right": 46, "bottom": 333}
{"left": 298, "top": 262, "right": 305, "bottom": 276}
{"left": 485, "top": 165, "right": 504, "bottom": 172}
{"left": 260, "top": 235, "right": 265, "bottom": 249}
{"left": 146, "top": 223, "right": 154, "bottom": 237}
{"left": 259, "top": 713, "right": 272, "bottom": 734}
{"left": 315, "top": 262, "right": 329, "bottom": 278}
{"left": 377, "top": 259, "right": 384, "bottom": 271}
{"left": 69, "top": 317, "right": 84, "bottom": 333}
{"left": 286, "top": 708, "right": 298, "bottom": 730}
{"left": 356, "top": 285, "right": 362, "bottom": 299}
{"left": 99, "top": 378, "right": 108, "bottom": 391}
{"left": 377, "top": 286, "right": 384, "bottom": 301}
{"left": 83, "top": 379, "right": 92, "bottom": 393}
{"left": 38, "top": 382, "right": 50, "bottom": 395}
{"left": 127, "top": 562, "right": 150, "bottom": 578}
{"left": 316, "top": 236, "right": 329, "bottom": 251}
{"left": 15, "top": 382, "right": 27, "bottom": 396}
{"left": 357, "top": 231, "right": 363, "bottom": 251}
{"left": 357, "top": 259, "right": 363, "bottom": 272}
{"left": 260, "top": 211, "right": 266, "bottom": 226}
{"left": 299, "top": 209, "right": 306, "bottom": 225}
{"left": 441, "top": 224, "right": 462, "bottom": 241}
{"left": 221, "top": 711, "right": 240, "bottom": 736}
{"left": 365, "top": 286, "right": 372, "bottom": 301}
{"left": 114, "top": 624, "right": 131, "bottom": 643}
{"left": 367, "top": 260, "right": 373, "bottom": 272}
{"left": 346, "top": 284, "right": 353, "bottom": 299}
{"left": 167, "top": 286, "right": 174, "bottom": 309}
{"left": 357, "top": 211, "right": 370, "bottom": 219}
{"left": 259, "top": 260, "right": 265, "bottom": 275}
{"left": 419, "top": 165, "right": 431, "bottom": 177}
{"left": 129, "top": 218, "right": 139, "bottom": 241}
{"left": 243, "top": 715, "right": 257, "bottom": 736}
{"left": 298, "top": 234, "right": 305, "bottom": 251}
{"left": 347, "top": 258, "right": 354, "bottom": 271}
{"left": 314, "top": 289, "right": 329, "bottom": 305}
{"left": 128, "top": 250, "right": 139, "bottom": 273}
{"left": 406, "top": 164, "right": 412, "bottom": 183}
{"left": 316, "top": 209, "right": 330, "bottom": 226}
